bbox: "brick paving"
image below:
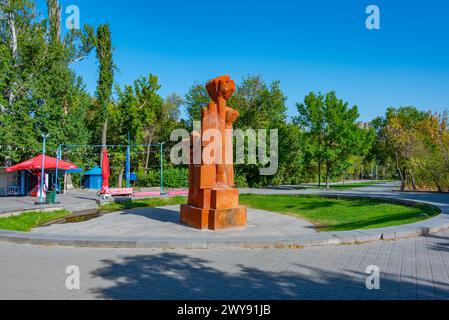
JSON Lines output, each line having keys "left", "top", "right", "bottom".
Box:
{"left": 1, "top": 182, "right": 449, "bottom": 300}
{"left": 0, "top": 230, "right": 448, "bottom": 300}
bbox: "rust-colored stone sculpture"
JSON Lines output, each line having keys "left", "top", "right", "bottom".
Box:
{"left": 180, "top": 75, "right": 247, "bottom": 230}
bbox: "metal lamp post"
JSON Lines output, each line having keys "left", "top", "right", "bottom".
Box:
{"left": 126, "top": 132, "right": 131, "bottom": 188}
{"left": 38, "top": 133, "right": 49, "bottom": 204}
{"left": 35, "top": 98, "right": 48, "bottom": 205}
{"left": 159, "top": 142, "right": 166, "bottom": 196}
{"left": 54, "top": 145, "right": 62, "bottom": 202}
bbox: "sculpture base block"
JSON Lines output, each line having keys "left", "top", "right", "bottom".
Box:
{"left": 211, "top": 188, "right": 239, "bottom": 209}
{"left": 180, "top": 205, "right": 210, "bottom": 230}
{"left": 208, "top": 206, "right": 247, "bottom": 231}
{"left": 180, "top": 205, "right": 247, "bottom": 231}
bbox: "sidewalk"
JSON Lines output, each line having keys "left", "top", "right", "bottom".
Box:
{"left": 0, "top": 190, "right": 98, "bottom": 215}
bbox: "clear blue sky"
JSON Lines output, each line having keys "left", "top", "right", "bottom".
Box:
{"left": 37, "top": 0, "right": 449, "bottom": 122}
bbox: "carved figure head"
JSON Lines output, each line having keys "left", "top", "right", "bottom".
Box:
{"left": 206, "top": 75, "right": 236, "bottom": 102}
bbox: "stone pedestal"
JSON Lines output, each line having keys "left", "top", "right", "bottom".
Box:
{"left": 180, "top": 206, "right": 210, "bottom": 230}
{"left": 180, "top": 188, "right": 247, "bottom": 230}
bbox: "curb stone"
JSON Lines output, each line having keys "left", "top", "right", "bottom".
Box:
{"left": 0, "top": 218, "right": 448, "bottom": 249}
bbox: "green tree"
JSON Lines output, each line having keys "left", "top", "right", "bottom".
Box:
{"left": 295, "top": 92, "right": 367, "bottom": 189}
{"left": 93, "top": 24, "right": 114, "bottom": 156}
{"left": 184, "top": 82, "right": 209, "bottom": 126}
{"left": 0, "top": 0, "right": 93, "bottom": 165}
{"left": 377, "top": 107, "right": 428, "bottom": 190}
{"left": 112, "top": 74, "right": 164, "bottom": 175}
{"left": 231, "top": 76, "right": 289, "bottom": 187}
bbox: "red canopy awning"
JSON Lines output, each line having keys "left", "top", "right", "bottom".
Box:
{"left": 5, "top": 154, "right": 78, "bottom": 172}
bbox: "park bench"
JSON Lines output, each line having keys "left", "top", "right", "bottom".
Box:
{"left": 108, "top": 188, "right": 134, "bottom": 197}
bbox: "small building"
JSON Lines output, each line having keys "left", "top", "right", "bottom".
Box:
{"left": 0, "top": 168, "right": 20, "bottom": 196}
{"left": 83, "top": 167, "right": 103, "bottom": 190}
{"left": 4, "top": 154, "right": 78, "bottom": 197}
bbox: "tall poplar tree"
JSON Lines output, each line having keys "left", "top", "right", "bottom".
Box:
{"left": 94, "top": 24, "right": 114, "bottom": 155}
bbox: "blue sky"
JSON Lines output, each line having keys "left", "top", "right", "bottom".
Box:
{"left": 36, "top": 0, "right": 449, "bottom": 121}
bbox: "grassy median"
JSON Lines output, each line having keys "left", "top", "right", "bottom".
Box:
{"left": 239, "top": 194, "right": 440, "bottom": 232}
{"left": 0, "top": 210, "right": 71, "bottom": 232}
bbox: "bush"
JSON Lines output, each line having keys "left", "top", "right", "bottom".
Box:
{"left": 135, "top": 167, "right": 188, "bottom": 188}
{"left": 164, "top": 167, "right": 189, "bottom": 188}
{"left": 135, "top": 169, "right": 159, "bottom": 188}
{"left": 234, "top": 173, "right": 248, "bottom": 188}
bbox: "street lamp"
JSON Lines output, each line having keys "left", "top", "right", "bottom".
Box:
{"left": 34, "top": 99, "right": 50, "bottom": 205}
{"left": 36, "top": 132, "right": 49, "bottom": 204}
{"left": 158, "top": 142, "right": 166, "bottom": 196}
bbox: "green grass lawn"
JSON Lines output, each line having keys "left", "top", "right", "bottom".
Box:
{"left": 0, "top": 210, "right": 71, "bottom": 232}
{"left": 100, "top": 196, "right": 187, "bottom": 213}
{"left": 239, "top": 194, "right": 440, "bottom": 232}
{"left": 1, "top": 194, "right": 437, "bottom": 233}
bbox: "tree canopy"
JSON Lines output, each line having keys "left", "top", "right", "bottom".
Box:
{"left": 1, "top": 1, "right": 448, "bottom": 191}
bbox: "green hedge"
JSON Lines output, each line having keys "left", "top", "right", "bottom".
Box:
{"left": 136, "top": 167, "right": 188, "bottom": 188}
{"left": 135, "top": 168, "right": 252, "bottom": 189}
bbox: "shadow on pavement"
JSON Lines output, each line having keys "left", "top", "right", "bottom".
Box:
{"left": 427, "top": 234, "right": 449, "bottom": 253}
{"left": 119, "top": 207, "right": 182, "bottom": 225}
{"left": 90, "top": 252, "right": 449, "bottom": 300}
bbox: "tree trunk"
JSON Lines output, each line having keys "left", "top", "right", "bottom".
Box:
{"left": 318, "top": 162, "right": 322, "bottom": 188}
{"left": 434, "top": 177, "right": 442, "bottom": 193}
{"left": 144, "top": 135, "right": 153, "bottom": 175}
{"left": 395, "top": 152, "right": 405, "bottom": 191}
{"left": 7, "top": 12, "right": 18, "bottom": 61}
{"left": 409, "top": 169, "right": 416, "bottom": 191}
{"left": 325, "top": 162, "right": 330, "bottom": 190}
{"left": 7, "top": 11, "right": 18, "bottom": 107}
{"left": 47, "top": 0, "right": 61, "bottom": 44}
{"left": 118, "top": 167, "right": 124, "bottom": 188}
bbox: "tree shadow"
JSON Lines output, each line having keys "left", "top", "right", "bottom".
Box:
{"left": 325, "top": 212, "right": 431, "bottom": 231}
{"left": 90, "top": 252, "right": 449, "bottom": 300}
{"left": 278, "top": 202, "right": 336, "bottom": 212}
{"left": 427, "top": 234, "right": 449, "bottom": 253}
{"left": 118, "top": 207, "right": 183, "bottom": 225}
{"left": 72, "top": 196, "right": 99, "bottom": 202}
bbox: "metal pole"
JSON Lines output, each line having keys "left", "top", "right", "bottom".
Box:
{"left": 39, "top": 134, "right": 48, "bottom": 203}
{"left": 160, "top": 142, "right": 165, "bottom": 195}
{"left": 54, "top": 145, "right": 61, "bottom": 202}
{"left": 126, "top": 132, "right": 131, "bottom": 188}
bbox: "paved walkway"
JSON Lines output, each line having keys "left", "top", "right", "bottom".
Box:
{"left": 1, "top": 182, "right": 448, "bottom": 248}
{"left": 32, "top": 206, "right": 317, "bottom": 240}
{"left": 1, "top": 230, "right": 448, "bottom": 300}
{"left": 1, "top": 182, "right": 449, "bottom": 300}
{"left": 0, "top": 190, "right": 98, "bottom": 215}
